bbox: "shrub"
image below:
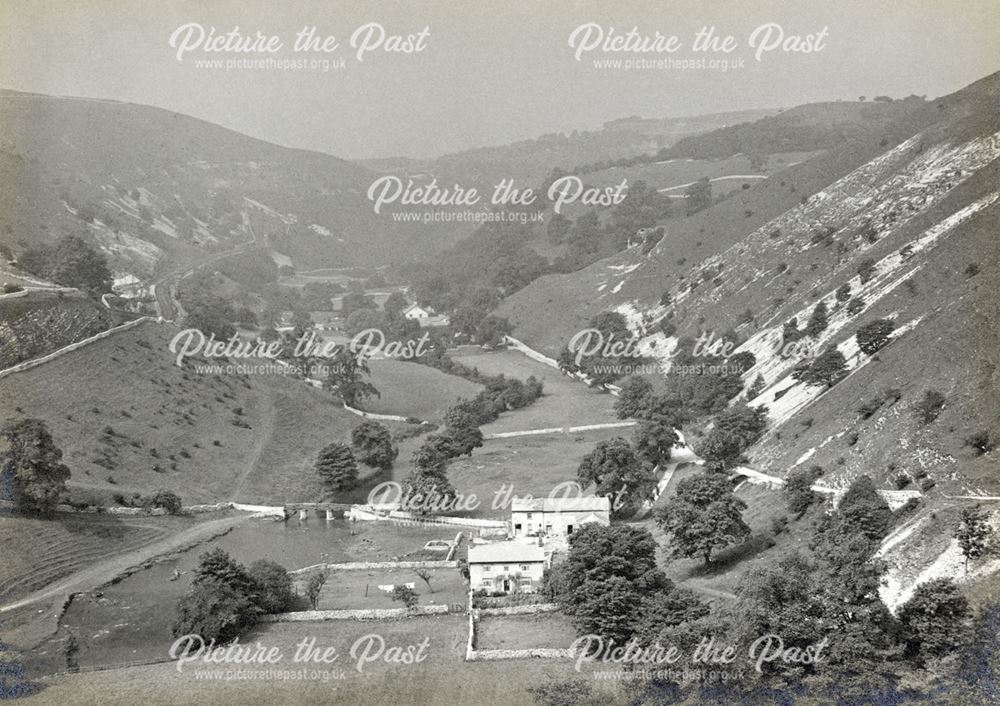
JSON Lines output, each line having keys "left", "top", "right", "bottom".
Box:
{"left": 857, "top": 259, "right": 877, "bottom": 284}
{"left": 856, "top": 319, "right": 895, "bottom": 355}
{"left": 914, "top": 390, "right": 945, "bottom": 424}
{"left": 786, "top": 465, "right": 824, "bottom": 517}
{"left": 141, "top": 490, "right": 183, "bottom": 514}
{"left": 964, "top": 430, "right": 994, "bottom": 454}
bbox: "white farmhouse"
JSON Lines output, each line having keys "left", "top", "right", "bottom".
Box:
{"left": 403, "top": 303, "right": 434, "bottom": 320}
{"left": 402, "top": 303, "right": 450, "bottom": 328}
{"left": 510, "top": 496, "right": 611, "bottom": 539}
{"left": 467, "top": 542, "right": 546, "bottom": 593}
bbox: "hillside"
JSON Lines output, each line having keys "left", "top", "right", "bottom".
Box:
{"left": 0, "top": 90, "right": 411, "bottom": 279}
{"left": 498, "top": 70, "right": 1000, "bottom": 494}
{"left": 361, "top": 108, "right": 777, "bottom": 186}
{"left": 0, "top": 320, "right": 366, "bottom": 504}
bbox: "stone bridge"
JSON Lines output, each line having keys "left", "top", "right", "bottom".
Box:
{"left": 283, "top": 502, "right": 353, "bottom": 521}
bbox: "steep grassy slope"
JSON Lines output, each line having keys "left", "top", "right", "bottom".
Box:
{"left": 499, "top": 74, "right": 998, "bottom": 354}
{"left": 0, "top": 320, "right": 362, "bottom": 504}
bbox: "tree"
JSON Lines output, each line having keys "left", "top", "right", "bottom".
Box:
{"left": 247, "top": 559, "right": 295, "bottom": 614}
{"left": 20, "top": 234, "right": 113, "bottom": 293}
{"left": 846, "top": 297, "right": 865, "bottom": 316}
{"left": 746, "top": 374, "right": 766, "bottom": 400}
{"left": 837, "top": 475, "right": 893, "bottom": 542}
{"left": 442, "top": 408, "right": 484, "bottom": 456}
{"left": 733, "top": 554, "right": 824, "bottom": 685}
{"left": 476, "top": 315, "right": 512, "bottom": 346}
{"left": 383, "top": 291, "right": 408, "bottom": 321}
{"left": 315, "top": 443, "right": 359, "bottom": 493}
{"left": 836, "top": 282, "right": 851, "bottom": 303}
{"left": 697, "top": 405, "right": 768, "bottom": 472}
{"left": 577, "top": 437, "right": 656, "bottom": 514}
{"left": 633, "top": 419, "right": 679, "bottom": 467}
{"left": 856, "top": 318, "right": 895, "bottom": 355}
{"left": 306, "top": 572, "right": 327, "bottom": 610}
{"left": 696, "top": 429, "right": 746, "bottom": 473}
{"left": 614, "top": 375, "right": 653, "bottom": 419}
{"left": 685, "top": 177, "right": 712, "bottom": 215}
{"left": 857, "top": 258, "right": 877, "bottom": 284}
{"left": 351, "top": 421, "right": 397, "bottom": 470}
{"left": 897, "top": 578, "right": 971, "bottom": 660}
{"left": 0, "top": 418, "right": 71, "bottom": 513}
{"left": 786, "top": 465, "right": 823, "bottom": 517}
{"left": 805, "top": 301, "right": 829, "bottom": 337}
{"left": 402, "top": 441, "right": 456, "bottom": 514}
{"left": 419, "top": 433, "right": 463, "bottom": 461}
{"left": 325, "top": 347, "right": 380, "bottom": 407}
{"left": 194, "top": 548, "right": 256, "bottom": 594}
{"left": 173, "top": 551, "right": 261, "bottom": 642}
{"left": 391, "top": 584, "right": 419, "bottom": 609}
{"left": 631, "top": 587, "right": 710, "bottom": 647}
{"left": 793, "top": 348, "right": 848, "bottom": 387}
{"left": 553, "top": 524, "right": 670, "bottom": 643}
{"left": 956, "top": 505, "right": 993, "bottom": 571}
{"left": 656, "top": 473, "right": 750, "bottom": 565}
{"left": 414, "top": 568, "right": 433, "bottom": 593}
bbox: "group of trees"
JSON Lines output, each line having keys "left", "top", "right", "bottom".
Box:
{"left": 546, "top": 469, "right": 996, "bottom": 705}
{"left": 576, "top": 437, "right": 657, "bottom": 518}
{"left": 315, "top": 420, "right": 398, "bottom": 495}
{"left": 172, "top": 549, "right": 295, "bottom": 642}
{"left": 544, "top": 524, "right": 706, "bottom": 645}
{"left": 557, "top": 311, "right": 656, "bottom": 387}
{"left": 19, "top": 234, "right": 113, "bottom": 294}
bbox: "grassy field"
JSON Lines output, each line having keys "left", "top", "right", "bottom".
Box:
{"left": 18, "top": 617, "right": 637, "bottom": 706}
{"left": 476, "top": 612, "right": 578, "bottom": 650}
{"left": 449, "top": 348, "right": 622, "bottom": 433}
{"left": 360, "top": 359, "right": 482, "bottom": 422}
{"left": 317, "top": 567, "right": 466, "bottom": 610}
{"left": 419, "top": 429, "right": 626, "bottom": 519}
{"left": 0, "top": 321, "right": 366, "bottom": 504}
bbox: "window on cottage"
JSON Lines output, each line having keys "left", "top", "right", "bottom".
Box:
{"left": 526, "top": 513, "right": 532, "bottom": 519}
{"left": 483, "top": 565, "right": 491, "bottom": 572}
{"left": 520, "top": 564, "right": 529, "bottom": 571}
{"left": 503, "top": 566, "right": 510, "bottom": 572}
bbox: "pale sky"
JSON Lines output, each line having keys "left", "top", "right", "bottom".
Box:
{"left": 1, "top": 0, "right": 996, "bottom": 159}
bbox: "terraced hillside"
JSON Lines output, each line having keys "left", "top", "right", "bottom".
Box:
{"left": 0, "top": 290, "right": 124, "bottom": 368}
{"left": 0, "top": 514, "right": 191, "bottom": 603}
